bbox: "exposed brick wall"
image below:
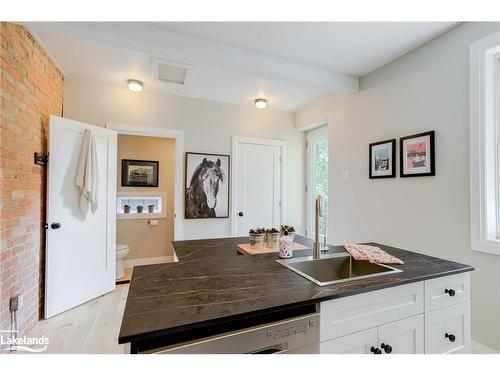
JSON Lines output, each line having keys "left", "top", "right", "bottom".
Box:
{"left": 0, "top": 22, "right": 63, "bottom": 352}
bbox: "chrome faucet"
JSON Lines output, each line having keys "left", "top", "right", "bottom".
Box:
{"left": 313, "top": 195, "right": 324, "bottom": 260}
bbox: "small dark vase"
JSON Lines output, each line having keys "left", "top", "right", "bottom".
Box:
{"left": 136, "top": 205, "right": 144, "bottom": 213}
{"left": 123, "top": 205, "right": 130, "bottom": 214}
{"left": 148, "top": 204, "right": 155, "bottom": 213}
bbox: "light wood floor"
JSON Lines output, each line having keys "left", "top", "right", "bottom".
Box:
{"left": 24, "top": 285, "right": 129, "bottom": 354}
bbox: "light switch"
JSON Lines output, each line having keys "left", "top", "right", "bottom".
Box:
{"left": 148, "top": 220, "right": 159, "bottom": 226}
{"left": 343, "top": 171, "right": 350, "bottom": 180}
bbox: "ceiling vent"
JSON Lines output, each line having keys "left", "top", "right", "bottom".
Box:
{"left": 153, "top": 59, "right": 191, "bottom": 85}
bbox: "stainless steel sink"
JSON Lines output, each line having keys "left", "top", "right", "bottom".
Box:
{"left": 276, "top": 252, "right": 402, "bottom": 286}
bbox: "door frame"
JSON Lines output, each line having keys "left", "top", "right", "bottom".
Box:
{"left": 306, "top": 124, "right": 328, "bottom": 239}
{"left": 231, "top": 136, "right": 286, "bottom": 236}
{"left": 106, "top": 122, "right": 184, "bottom": 240}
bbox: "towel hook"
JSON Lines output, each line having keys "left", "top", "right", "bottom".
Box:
{"left": 34, "top": 152, "right": 49, "bottom": 166}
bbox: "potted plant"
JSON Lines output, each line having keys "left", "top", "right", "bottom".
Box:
{"left": 280, "top": 225, "right": 295, "bottom": 242}
{"left": 265, "top": 227, "right": 280, "bottom": 250}
{"left": 136, "top": 205, "right": 144, "bottom": 213}
{"left": 123, "top": 204, "right": 130, "bottom": 214}
{"left": 249, "top": 227, "right": 265, "bottom": 249}
{"left": 148, "top": 204, "right": 155, "bottom": 213}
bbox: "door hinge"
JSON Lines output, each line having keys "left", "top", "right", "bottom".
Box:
{"left": 305, "top": 141, "right": 308, "bottom": 148}
{"left": 279, "top": 156, "right": 282, "bottom": 163}
{"left": 305, "top": 185, "right": 308, "bottom": 193}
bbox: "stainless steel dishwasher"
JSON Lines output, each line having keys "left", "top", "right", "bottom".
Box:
{"left": 142, "top": 313, "right": 320, "bottom": 354}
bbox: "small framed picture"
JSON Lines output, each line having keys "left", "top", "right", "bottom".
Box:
{"left": 369, "top": 139, "right": 396, "bottom": 179}
{"left": 121, "top": 159, "right": 159, "bottom": 187}
{"left": 400, "top": 131, "right": 435, "bottom": 177}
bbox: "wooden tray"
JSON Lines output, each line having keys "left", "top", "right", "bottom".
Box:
{"left": 236, "top": 242, "right": 309, "bottom": 256}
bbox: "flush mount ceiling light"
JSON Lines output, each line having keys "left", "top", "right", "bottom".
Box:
{"left": 254, "top": 98, "right": 267, "bottom": 109}
{"left": 127, "top": 79, "right": 143, "bottom": 93}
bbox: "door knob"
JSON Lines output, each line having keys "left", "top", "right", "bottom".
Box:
{"left": 445, "top": 288, "right": 456, "bottom": 297}
{"left": 238, "top": 212, "right": 244, "bottom": 217}
{"left": 445, "top": 333, "right": 456, "bottom": 342}
{"left": 370, "top": 346, "right": 382, "bottom": 354}
{"left": 381, "top": 343, "right": 392, "bottom": 354}
{"left": 50, "top": 222, "right": 61, "bottom": 230}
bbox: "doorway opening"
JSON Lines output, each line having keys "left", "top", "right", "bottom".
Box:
{"left": 107, "top": 123, "right": 184, "bottom": 283}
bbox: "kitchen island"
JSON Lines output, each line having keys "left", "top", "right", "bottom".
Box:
{"left": 118, "top": 235, "right": 473, "bottom": 354}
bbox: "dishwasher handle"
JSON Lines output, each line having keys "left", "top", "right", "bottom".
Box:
{"left": 249, "top": 343, "right": 288, "bottom": 354}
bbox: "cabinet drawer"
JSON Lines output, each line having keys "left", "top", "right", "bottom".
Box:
{"left": 424, "top": 273, "right": 469, "bottom": 312}
{"left": 320, "top": 282, "right": 424, "bottom": 341}
{"left": 424, "top": 302, "right": 470, "bottom": 354}
{"left": 320, "top": 327, "right": 378, "bottom": 354}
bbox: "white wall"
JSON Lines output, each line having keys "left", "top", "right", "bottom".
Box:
{"left": 296, "top": 22, "right": 500, "bottom": 351}
{"left": 63, "top": 79, "right": 305, "bottom": 239}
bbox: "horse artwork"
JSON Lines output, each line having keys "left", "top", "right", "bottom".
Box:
{"left": 185, "top": 152, "right": 230, "bottom": 219}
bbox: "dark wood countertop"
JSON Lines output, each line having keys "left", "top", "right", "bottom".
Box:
{"left": 118, "top": 235, "right": 473, "bottom": 347}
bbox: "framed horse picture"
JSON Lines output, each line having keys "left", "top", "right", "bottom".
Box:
{"left": 185, "top": 152, "right": 230, "bottom": 219}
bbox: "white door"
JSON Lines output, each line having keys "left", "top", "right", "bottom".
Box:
{"left": 377, "top": 315, "right": 424, "bottom": 354}
{"left": 233, "top": 138, "right": 283, "bottom": 236}
{"left": 45, "top": 115, "right": 117, "bottom": 318}
{"left": 320, "top": 327, "right": 378, "bottom": 354}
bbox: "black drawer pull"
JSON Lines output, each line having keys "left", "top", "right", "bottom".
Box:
{"left": 381, "top": 343, "right": 392, "bottom": 354}
{"left": 445, "top": 333, "right": 456, "bottom": 342}
{"left": 370, "top": 346, "right": 382, "bottom": 354}
{"left": 445, "top": 288, "right": 456, "bottom": 297}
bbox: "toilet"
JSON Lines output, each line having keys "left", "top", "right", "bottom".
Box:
{"left": 116, "top": 244, "right": 130, "bottom": 279}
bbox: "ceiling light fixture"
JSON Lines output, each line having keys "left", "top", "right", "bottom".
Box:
{"left": 127, "top": 79, "right": 143, "bottom": 93}
{"left": 255, "top": 98, "right": 267, "bottom": 109}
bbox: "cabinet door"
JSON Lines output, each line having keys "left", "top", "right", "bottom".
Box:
{"left": 425, "top": 302, "right": 470, "bottom": 354}
{"left": 377, "top": 315, "right": 424, "bottom": 354}
{"left": 320, "top": 328, "right": 378, "bottom": 354}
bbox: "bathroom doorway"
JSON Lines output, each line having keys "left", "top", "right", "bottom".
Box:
{"left": 107, "top": 123, "right": 184, "bottom": 283}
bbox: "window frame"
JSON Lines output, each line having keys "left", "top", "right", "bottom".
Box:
{"left": 470, "top": 30, "right": 500, "bottom": 255}
{"left": 306, "top": 125, "right": 328, "bottom": 240}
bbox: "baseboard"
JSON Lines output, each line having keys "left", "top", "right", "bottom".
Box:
{"left": 123, "top": 255, "right": 175, "bottom": 268}
{"left": 471, "top": 340, "right": 499, "bottom": 354}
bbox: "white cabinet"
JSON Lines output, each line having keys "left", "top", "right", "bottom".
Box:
{"left": 425, "top": 273, "right": 469, "bottom": 312}
{"left": 378, "top": 314, "right": 424, "bottom": 354}
{"left": 320, "top": 282, "right": 423, "bottom": 341}
{"left": 425, "top": 302, "right": 471, "bottom": 354}
{"left": 320, "top": 315, "right": 424, "bottom": 354}
{"left": 320, "top": 328, "right": 378, "bottom": 354}
{"left": 319, "top": 272, "right": 471, "bottom": 354}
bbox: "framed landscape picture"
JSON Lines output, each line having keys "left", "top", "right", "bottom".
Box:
{"left": 185, "top": 152, "right": 230, "bottom": 219}
{"left": 400, "top": 131, "right": 435, "bottom": 177}
{"left": 121, "top": 159, "right": 159, "bottom": 187}
{"left": 369, "top": 139, "right": 396, "bottom": 179}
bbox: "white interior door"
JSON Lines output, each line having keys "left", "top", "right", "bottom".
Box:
{"left": 233, "top": 138, "right": 283, "bottom": 236}
{"left": 45, "top": 115, "right": 117, "bottom": 318}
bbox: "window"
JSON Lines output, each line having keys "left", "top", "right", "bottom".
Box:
{"left": 470, "top": 31, "right": 500, "bottom": 255}
{"left": 306, "top": 125, "right": 328, "bottom": 239}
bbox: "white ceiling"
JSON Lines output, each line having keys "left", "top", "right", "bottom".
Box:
{"left": 26, "top": 22, "right": 456, "bottom": 112}
{"left": 154, "top": 22, "right": 456, "bottom": 77}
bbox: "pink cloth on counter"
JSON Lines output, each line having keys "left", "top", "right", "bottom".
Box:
{"left": 343, "top": 244, "right": 404, "bottom": 265}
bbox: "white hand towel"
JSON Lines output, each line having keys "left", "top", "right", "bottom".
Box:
{"left": 76, "top": 129, "right": 98, "bottom": 214}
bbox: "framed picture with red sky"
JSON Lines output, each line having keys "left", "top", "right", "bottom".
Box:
{"left": 399, "top": 131, "right": 435, "bottom": 177}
